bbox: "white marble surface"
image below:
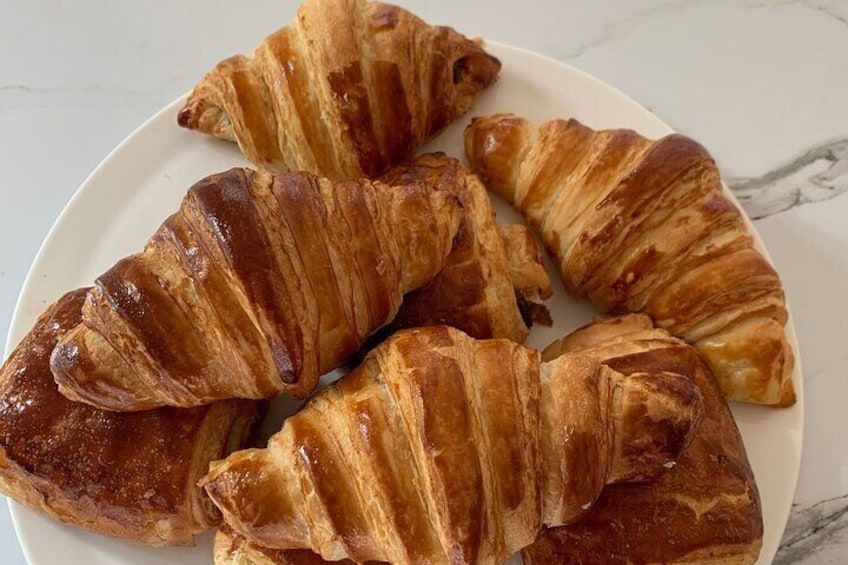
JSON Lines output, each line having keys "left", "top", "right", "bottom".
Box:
{"left": 1, "top": 0, "right": 847, "bottom": 563}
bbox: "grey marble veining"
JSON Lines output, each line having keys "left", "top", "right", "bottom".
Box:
{"left": 741, "top": 0, "right": 848, "bottom": 26}
{"left": 556, "top": 0, "right": 694, "bottom": 60}
{"left": 802, "top": 0, "right": 848, "bottom": 27}
{"left": 728, "top": 137, "right": 848, "bottom": 219}
{"left": 777, "top": 494, "right": 848, "bottom": 563}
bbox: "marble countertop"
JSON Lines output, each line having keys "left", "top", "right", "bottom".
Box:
{"left": 1, "top": 0, "right": 847, "bottom": 563}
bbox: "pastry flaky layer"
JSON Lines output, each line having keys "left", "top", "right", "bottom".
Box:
{"left": 0, "top": 289, "right": 262, "bottom": 546}
{"left": 464, "top": 114, "right": 796, "bottom": 406}
{"left": 49, "top": 167, "right": 461, "bottom": 411}
{"left": 201, "top": 325, "right": 704, "bottom": 564}
{"left": 382, "top": 153, "right": 552, "bottom": 342}
{"left": 525, "top": 314, "right": 764, "bottom": 564}
{"left": 177, "top": 0, "right": 501, "bottom": 180}
{"left": 214, "top": 526, "right": 362, "bottom": 565}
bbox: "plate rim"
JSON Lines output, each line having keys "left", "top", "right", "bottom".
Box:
{"left": 4, "top": 39, "right": 804, "bottom": 564}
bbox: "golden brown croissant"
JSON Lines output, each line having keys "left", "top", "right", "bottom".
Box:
{"left": 525, "top": 314, "right": 763, "bottom": 564}
{"left": 177, "top": 0, "right": 500, "bottom": 179}
{"left": 50, "top": 168, "right": 460, "bottom": 411}
{"left": 201, "top": 325, "right": 703, "bottom": 564}
{"left": 465, "top": 114, "right": 796, "bottom": 406}
{"left": 0, "top": 289, "right": 262, "bottom": 546}
{"left": 382, "top": 153, "right": 552, "bottom": 342}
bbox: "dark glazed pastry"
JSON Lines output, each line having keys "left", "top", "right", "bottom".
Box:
{"left": 525, "top": 314, "right": 763, "bottom": 564}
{"left": 0, "top": 289, "right": 262, "bottom": 545}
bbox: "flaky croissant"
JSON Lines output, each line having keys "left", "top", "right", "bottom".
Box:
{"left": 383, "top": 153, "right": 552, "bottom": 342}
{"left": 178, "top": 0, "right": 500, "bottom": 179}
{"left": 202, "top": 325, "right": 703, "bottom": 564}
{"left": 465, "top": 114, "right": 795, "bottom": 406}
{"left": 526, "top": 314, "right": 763, "bottom": 564}
{"left": 50, "top": 168, "right": 460, "bottom": 411}
{"left": 0, "top": 289, "right": 262, "bottom": 546}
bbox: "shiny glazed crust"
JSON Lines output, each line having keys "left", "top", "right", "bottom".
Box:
{"left": 464, "top": 113, "right": 795, "bottom": 406}
{"left": 382, "top": 153, "right": 551, "bottom": 342}
{"left": 49, "top": 168, "right": 461, "bottom": 411}
{"left": 177, "top": 0, "right": 500, "bottom": 179}
{"left": 201, "top": 325, "right": 703, "bottom": 564}
{"left": 0, "top": 289, "right": 262, "bottom": 546}
{"left": 524, "top": 314, "right": 763, "bottom": 564}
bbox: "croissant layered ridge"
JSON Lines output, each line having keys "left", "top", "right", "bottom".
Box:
{"left": 465, "top": 113, "right": 795, "bottom": 406}
{"left": 202, "top": 325, "right": 703, "bottom": 564}
{"left": 178, "top": 0, "right": 501, "bottom": 179}
{"left": 214, "top": 525, "right": 356, "bottom": 565}
{"left": 50, "top": 168, "right": 461, "bottom": 411}
{"left": 383, "top": 153, "right": 552, "bottom": 342}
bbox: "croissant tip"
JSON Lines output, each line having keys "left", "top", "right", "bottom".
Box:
{"left": 177, "top": 104, "right": 197, "bottom": 129}
{"left": 197, "top": 471, "right": 213, "bottom": 491}
{"left": 773, "top": 386, "right": 797, "bottom": 407}
{"left": 488, "top": 53, "right": 502, "bottom": 73}
{"left": 49, "top": 336, "right": 76, "bottom": 386}
{"left": 469, "top": 37, "right": 502, "bottom": 68}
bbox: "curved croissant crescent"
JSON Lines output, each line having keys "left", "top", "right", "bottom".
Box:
{"left": 464, "top": 114, "right": 796, "bottom": 407}
{"left": 50, "top": 168, "right": 461, "bottom": 411}
{"left": 177, "top": 0, "right": 501, "bottom": 179}
{"left": 202, "top": 325, "right": 703, "bottom": 564}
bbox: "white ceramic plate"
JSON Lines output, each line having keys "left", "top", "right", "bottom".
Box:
{"left": 5, "top": 42, "right": 803, "bottom": 565}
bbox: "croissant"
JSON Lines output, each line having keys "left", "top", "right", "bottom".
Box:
{"left": 0, "top": 289, "right": 262, "bottom": 546}
{"left": 525, "top": 314, "right": 763, "bottom": 564}
{"left": 177, "top": 0, "right": 501, "bottom": 179}
{"left": 465, "top": 114, "right": 796, "bottom": 406}
{"left": 50, "top": 168, "right": 460, "bottom": 411}
{"left": 201, "top": 325, "right": 703, "bottom": 564}
{"left": 383, "top": 153, "right": 552, "bottom": 342}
